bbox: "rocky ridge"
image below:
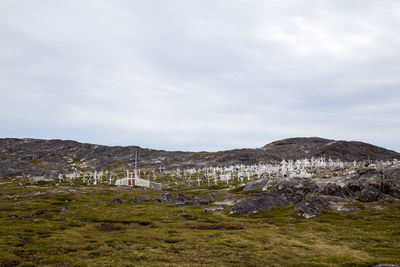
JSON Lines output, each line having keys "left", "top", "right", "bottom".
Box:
{"left": 0, "top": 137, "right": 399, "bottom": 177}
{"left": 231, "top": 166, "right": 400, "bottom": 218}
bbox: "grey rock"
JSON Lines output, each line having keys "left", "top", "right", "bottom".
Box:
{"left": 383, "top": 168, "right": 400, "bottom": 198}
{"left": 318, "top": 183, "right": 354, "bottom": 198}
{"left": 356, "top": 186, "right": 381, "bottom": 202}
{"left": 231, "top": 192, "right": 296, "bottom": 215}
{"left": 159, "top": 193, "right": 173, "bottom": 202}
{"left": 130, "top": 197, "right": 151, "bottom": 203}
{"left": 159, "top": 193, "right": 215, "bottom": 206}
{"left": 243, "top": 179, "right": 268, "bottom": 191}
{"left": 192, "top": 193, "right": 215, "bottom": 206}
{"left": 109, "top": 199, "right": 123, "bottom": 205}
{"left": 295, "top": 195, "right": 329, "bottom": 218}
{"left": 36, "top": 209, "right": 49, "bottom": 216}
{"left": 178, "top": 213, "right": 191, "bottom": 220}
{"left": 231, "top": 174, "right": 384, "bottom": 217}
{"left": 357, "top": 167, "right": 381, "bottom": 179}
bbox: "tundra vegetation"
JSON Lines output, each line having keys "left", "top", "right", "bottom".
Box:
{"left": 1, "top": 175, "right": 400, "bottom": 267}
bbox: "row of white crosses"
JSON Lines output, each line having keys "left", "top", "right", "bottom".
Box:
{"left": 170, "top": 157, "right": 400, "bottom": 186}
{"left": 57, "top": 170, "right": 115, "bottom": 185}
{"left": 55, "top": 158, "right": 399, "bottom": 187}
{"left": 168, "top": 164, "right": 268, "bottom": 186}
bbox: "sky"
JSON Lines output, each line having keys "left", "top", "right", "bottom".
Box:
{"left": 1, "top": 0, "right": 400, "bottom": 152}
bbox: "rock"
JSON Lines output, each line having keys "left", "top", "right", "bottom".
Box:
{"left": 178, "top": 213, "right": 191, "bottom": 220}
{"left": 295, "top": 195, "right": 359, "bottom": 218}
{"left": 130, "top": 197, "right": 151, "bottom": 203}
{"left": 356, "top": 186, "right": 381, "bottom": 202}
{"left": 159, "top": 193, "right": 215, "bottom": 206}
{"left": 57, "top": 217, "right": 67, "bottom": 221}
{"left": 109, "top": 199, "right": 123, "bottom": 205}
{"left": 295, "top": 195, "right": 329, "bottom": 218}
{"left": 36, "top": 209, "right": 49, "bottom": 216}
{"left": 382, "top": 168, "right": 400, "bottom": 198}
{"left": 204, "top": 206, "right": 224, "bottom": 212}
{"left": 231, "top": 174, "right": 374, "bottom": 217}
{"left": 192, "top": 193, "right": 215, "bottom": 206}
{"left": 231, "top": 192, "right": 295, "bottom": 215}
{"left": 373, "top": 264, "right": 400, "bottom": 267}
{"left": 243, "top": 179, "right": 268, "bottom": 191}
{"left": 176, "top": 193, "right": 193, "bottom": 206}
{"left": 318, "top": 183, "right": 354, "bottom": 198}
{"left": 357, "top": 167, "right": 381, "bottom": 179}
{"left": 159, "top": 193, "right": 173, "bottom": 202}
{"left": 60, "top": 206, "right": 70, "bottom": 213}
{"left": 231, "top": 177, "right": 320, "bottom": 215}
{"left": 22, "top": 214, "right": 37, "bottom": 221}
{"left": 268, "top": 177, "right": 318, "bottom": 201}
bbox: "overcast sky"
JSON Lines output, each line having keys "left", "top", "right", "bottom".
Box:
{"left": 1, "top": 0, "right": 400, "bottom": 152}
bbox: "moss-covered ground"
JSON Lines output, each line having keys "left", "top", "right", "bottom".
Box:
{"left": 0, "top": 177, "right": 400, "bottom": 266}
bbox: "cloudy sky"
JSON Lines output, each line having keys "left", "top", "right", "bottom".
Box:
{"left": 1, "top": 0, "right": 400, "bottom": 152}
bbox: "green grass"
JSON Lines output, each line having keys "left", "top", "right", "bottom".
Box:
{"left": 0, "top": 177, "right": 399, "bottom": 266}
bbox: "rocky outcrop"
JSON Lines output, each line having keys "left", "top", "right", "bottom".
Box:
{"left": 231, "top": 167, "right": 400, "bottom": 218}
{"left": 230, "top": 192, "right": 296, "bottom": 215}
{"left": 295, "top": 195, "right": 330, "bottom": 218}
{"left": 130, "top": 197, "right": 151, "bottom": 203}
{"left": 243, "top": 179, "right": 268, "bottom": 191}
{"left": 231, "top": 176, "right": 318, "bottom": 215}
{"left": 383, "top": 168, "right": 400, "bottom": 198}
{"left": 159, "top": 193, "right": 215, "bottom": 206}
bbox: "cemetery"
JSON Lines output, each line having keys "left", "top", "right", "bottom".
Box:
{"left": 1, "top": 155, "right": 400, "bottom": 266}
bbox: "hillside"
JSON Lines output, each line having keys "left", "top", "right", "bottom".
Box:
{"left": 0, "top": 137, "right": 399, "bottom": 177}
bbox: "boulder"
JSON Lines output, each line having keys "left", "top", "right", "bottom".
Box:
{"left": 295, "top": 194, "right": 329, "bottom": 218}
{"left": 231, "top": 192, "right": 296, "bottom": 215}
{"left": 318, "top": 183, "right": 354, "bottom": 198}
{"left": 159, "top": 193, "right": 174, "bottom": 202}
{"left": 130, "top": 197, "right": 151, "bottom": 203}
{"left": 357, "top": 167, "right": 382, "bottom": 179}
{"left": 356, "top": 186, "right": 381, "bottom": 202}
{"left": 159, "top": 193, "right": 215, "bottom": 206}
{"left": 36, "top": 209, "right": 49, "bottom": 216}
{"left": 109, "top": 199, "right": 123, "bottom": 205}
{"left": 382, "top": 168, "right": 400, "bottom": 198}
{"left": 243, "top": 179, "right": 268, "bottom": 191}
{"left": 192, "top": 193, "right": 215, "bottom": 206}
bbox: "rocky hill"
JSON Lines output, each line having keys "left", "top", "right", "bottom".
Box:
{"left": 0, "top": 137, "right": 399, "bottom": 177}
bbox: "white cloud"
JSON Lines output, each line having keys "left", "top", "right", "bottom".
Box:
{"left": 0, "top": 0, "right": 399, "bottom": 152}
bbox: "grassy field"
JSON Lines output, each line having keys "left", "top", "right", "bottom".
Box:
{"left": 1, "top": 177, "right": 400, "bottom": 266}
